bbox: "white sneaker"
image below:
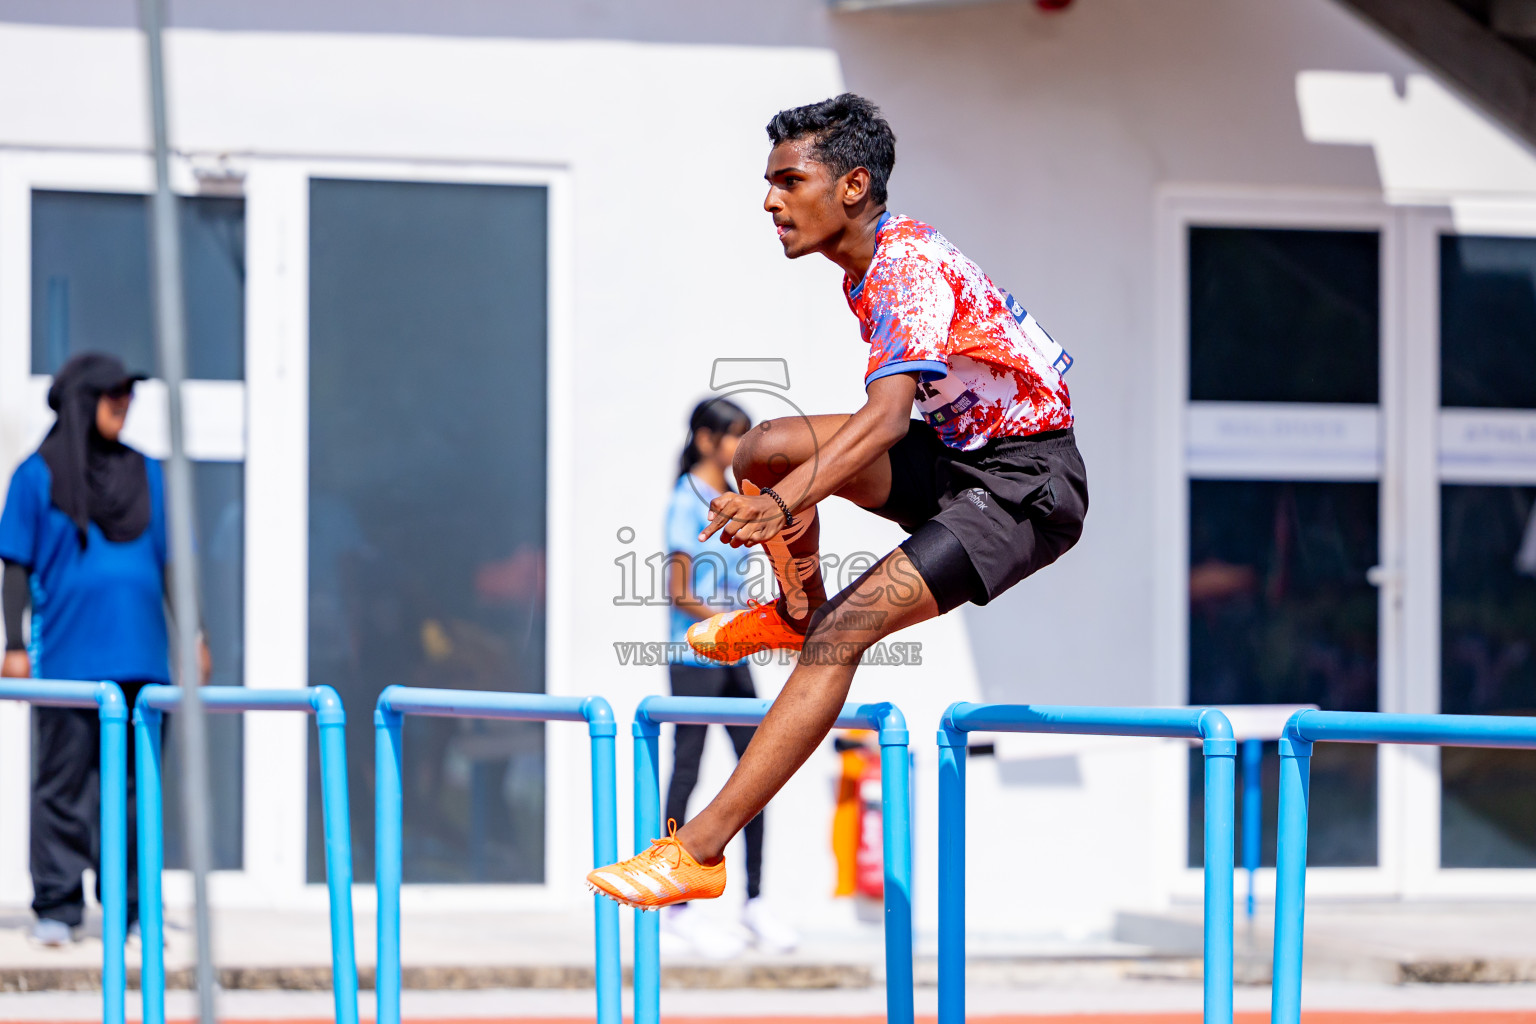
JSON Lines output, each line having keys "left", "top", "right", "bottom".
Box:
{"left": 741, "top": 897, "right": 799, "bottom": 953}
{"left": 660, "top": 904, "right": 746, "bottom": 961}
{"left": 29, "top": 918, "right": 73, "bottom": 948}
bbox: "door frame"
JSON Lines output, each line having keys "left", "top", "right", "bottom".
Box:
{"left": 1155, "top": 186, "right": 1413, "bottom": 901}
{"left": 0, "top": 148, "right": 251, "bottom": 904}
{"left": 1400, "top": 200, "right": 1536, "bottom": 898}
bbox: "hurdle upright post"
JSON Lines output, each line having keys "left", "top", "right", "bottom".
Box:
{"left": 1270, "top": 715, "right": 1313, "bottom": 1024}
{"left": 1, "top": 681, "right": 128, "bottom": 1024}
{"left": 584, "top": 698, "right": 622, "bottom": 1021}
{"left": 313, "top": 688, "right": 359, "bottom": 1024}
{"left": 97, "top": 685, "right": 128, "bottom": 1024}
{"left": 134, "top": 701, "right": 168, "bottom": 1024}
{"left": 374, "top": 703, "right": 404, "bottom": 1024}
{"left": 1200, "top": 711, "right": 1236, "bottom": 1024}
{"left": 632, "top": 711, "right": 663, "bottom": 1024}
{"left": 1241, "top": 738, "right": 1261, "bottom": 923}
{"left": 935, "top": 722, "right": 968, "bottom": 1024}
{"left": 876, "top": 705, "right": 914, "bottom": 1024}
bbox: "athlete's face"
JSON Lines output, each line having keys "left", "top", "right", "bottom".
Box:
{"left": 763, "top": 139, "right": 847, "bottom": 259}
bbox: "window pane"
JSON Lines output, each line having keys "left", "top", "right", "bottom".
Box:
{"left": 1440, "top": 484, "right": 1536, "bottom": 867}
{"left": 1188, "top": 480, "right": 1379, "bottom": 866}
{"left": 1440, "top": 236, "right": 1536, "bottom": 409}
{"left": 162, "top": 460, "right": 245, "bottom": 870}
{"left": 1189, "top": 228, "right": 1378, "bottom": 404}
{"left": 306, "top": 179, "right": 548, "bottom": 884}
{"left": 30, "top": 191, "right": 245, "bottom": 380}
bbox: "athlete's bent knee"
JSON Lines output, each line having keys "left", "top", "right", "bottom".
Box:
{"left": 734, "top": 418, "right": 804, "bottom": 484}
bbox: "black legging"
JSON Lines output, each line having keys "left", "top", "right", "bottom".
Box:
{"left": 664, "top": 662, "right": 763, "bottom": 900}
{"left": 31, "top": 679, "right": 159, "bottom": 927}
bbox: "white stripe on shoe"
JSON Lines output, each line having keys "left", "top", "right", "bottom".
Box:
{"left": 592, "top": 872, "right": 642, "bottom": 901}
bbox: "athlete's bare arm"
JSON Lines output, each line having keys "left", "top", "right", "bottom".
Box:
{"left": 700, "top": 372, "right": 917, "bottom": 547}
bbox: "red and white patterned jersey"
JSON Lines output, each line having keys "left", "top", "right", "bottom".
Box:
{"left": 844, "top": 212, "right": 1074, "bottom": 451}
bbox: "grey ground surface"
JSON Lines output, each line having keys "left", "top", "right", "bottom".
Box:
{"left": 3, "top": 901, "right": 1536, "bottom": 1017}
{"left": 9, "top": 981, "right": 1536, "bottom": 1019}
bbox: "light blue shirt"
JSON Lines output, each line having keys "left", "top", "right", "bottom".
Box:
{"left": 666, "top": 474, "right": 748, "bottom": 667}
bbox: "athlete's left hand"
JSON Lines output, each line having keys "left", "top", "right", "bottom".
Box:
{"left": 699, "top": 492, "right": 786, "bottom": 548}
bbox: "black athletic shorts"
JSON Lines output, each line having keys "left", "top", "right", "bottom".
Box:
{"left": 872, "top": 420, "right": 1088, "bottom": 612}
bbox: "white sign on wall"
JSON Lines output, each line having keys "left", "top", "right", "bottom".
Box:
{"left": 1439, "top": 409, "right": 1536, "bottom": 484}
{"left": 1185, "top": 402, "right": 1381, "bottom": 480}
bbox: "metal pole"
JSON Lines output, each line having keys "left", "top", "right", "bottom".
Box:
{"left": 1242, "top": 738, "right": 1261, "bottom": 924}
{"left": 314, "top": 691, "right": 359, "bottom": 1024}
{"left": 878, "top": 717, "right": 914, "bottom": 1024}
{"left": 1202, "top": 735, "right": 1236, "bottom": 1024}
{"left": 631, "top": 716, "right": 662, "bottom": 1024}
{"left": 133, "top": 706, "right": 167, "bottom": 1024}
{"left": 136, "top": 3, "right": 216, "bottom": 1022}
{"left": 97, "top": 686, "right": 128, "bottom": 1024}
{"left": 935, "top": 723, "right": 968, "bottom": 1024}
{"left": 585, "top": 707, "right": 621, "bottom": 1024}
{"left": 374, "top": 705, "right": 404, "bottom": 1024}
{"left": 1271, "top": 729, "right": 1313, "bottom": 1024}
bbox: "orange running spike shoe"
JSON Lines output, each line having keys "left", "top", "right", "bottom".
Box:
{"left": 686, "top": 599, "right": 805, "bottom": 664}
{"left": 587, "top": 822, "right": 726, "bottom": 909}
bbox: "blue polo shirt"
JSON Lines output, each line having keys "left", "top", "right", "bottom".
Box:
{"left": 666, "top": 474, "right": 749, "bottom": 667}
{"left": 0, "top": 452, "right": 170, "bottom": 684}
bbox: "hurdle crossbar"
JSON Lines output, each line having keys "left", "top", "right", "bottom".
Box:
{"left": 373, "top": 686, "right": 621, "bottom": 1024}
{"left": 938, "top": 703, "right": 1237, "bottom": 1024}
{"left": 1271, "top": 710, "right": 1536, "bottom": 1024}
{"left": 0, "top": 680, "right": 128, "bottom": 1024}
{"left": 134, "top": 685, "right": 358, "bottom": 1024}
{"left": 630, "top": 695, "right": 913, "bottom": 1024}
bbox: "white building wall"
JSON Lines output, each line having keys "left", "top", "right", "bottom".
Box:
{"left": 0, "top": 0, "right": 1530, "bottom": 943}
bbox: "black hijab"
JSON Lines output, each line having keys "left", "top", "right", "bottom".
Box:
{"left": 38, "top": 353, "right": 150, "bottom": 549}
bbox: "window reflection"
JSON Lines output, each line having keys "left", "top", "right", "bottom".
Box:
{"left": 29, "top": 190, "right": 248, "bottom": 870}
{"left": 306, "top": 179, "right": 548, "bottom": 884}
{"left": 1189, "top": 227, "right": 1378, "bottom": 405}
{"left": 1440, "top": 236, "right": 1536, "bottom": 410}
{"left": 162, "top": 461, "right": 245, "bottom": 871}
{"left": 30, "top": 191, "right": 245, "bottom": 380}
{"left": 1188, "top": 480, "right": 1378, "bottom": 867}
{"left": 1440, "top": 485, "right": 1536, "bottom": 867}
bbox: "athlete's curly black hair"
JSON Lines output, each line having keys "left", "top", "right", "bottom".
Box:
{"left": 766, "top": 93, "right": 896, "bottom": 206}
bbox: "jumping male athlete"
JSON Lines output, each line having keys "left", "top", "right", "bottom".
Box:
{"left": 588, "top": 93, "right": 1088, "bottom": 908}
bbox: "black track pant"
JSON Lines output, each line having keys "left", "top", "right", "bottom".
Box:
{"left": 664, "top": 662, "right": 763, "bottom": 900}
{"left": 31, "top": 680, "right": 157, "bottom": 927}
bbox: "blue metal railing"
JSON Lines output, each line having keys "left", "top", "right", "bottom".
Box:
{"left": 0, "top": 680, "right": 127, "bottom": 1024}
{"left": 937, "top": 703, "right": 1237, "bottom": 1024}
{"left": 134, "top": 685, "right": 358, "bottom": 1024}
{"left": 1271, "top": 710, "right": 1536, "bottom": 1024}
{"left": 1241, "top": 737, "right": 1262, "bottom": 923}
{"left": 630, "top": 696, "right": 913, "bottom": 1024}
{"left": 373, "top": 686, "right": 620, "bottom": 1024}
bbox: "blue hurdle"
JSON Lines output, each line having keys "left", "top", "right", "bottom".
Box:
{"left": 938, "top": 703, "right": 1237, "bottom": 1024}
{"left": 134, "top": 686, "right": 358, "bottom": 1024}
{"left": 1271, "top": 710, "right": 1536, "bottom": 1024}
{"left": 630, "top": 696, "right": 913, "bottom": 1024}
{"left": 0, "top": 680, "right": 127, "bottom": 1024}
{"left": 1241, "top": 737, "right": 1261, "bottom": 923}
{"left": 374, "top": 686, "right": 621, "bottom": 1024}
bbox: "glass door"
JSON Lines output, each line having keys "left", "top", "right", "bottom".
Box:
{"left": 1410, "top": 208, "right": 1536, "bottom": 890}
{"left": 1164, "top": 194, "right": 1406, "bottom": 895}
{"left": 304, "top": 177, "right": 549, "bottom": 885}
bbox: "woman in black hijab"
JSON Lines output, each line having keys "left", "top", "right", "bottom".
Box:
{"left": 39, "top": 352, "right": 151, "bottom": 548}
{"left": 0, "top": 351, "right": 205, "bottom": 947}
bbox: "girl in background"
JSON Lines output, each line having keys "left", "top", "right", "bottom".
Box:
{"left": 661, "top": 398, "right": 798, "bottom": 957}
